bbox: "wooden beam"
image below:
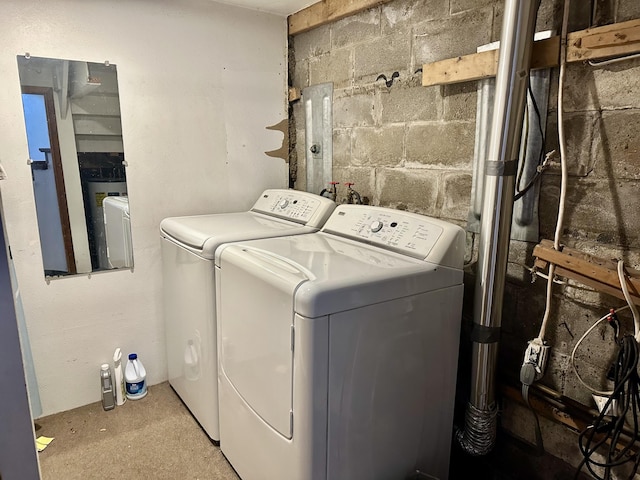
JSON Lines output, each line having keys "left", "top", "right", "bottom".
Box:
{"left": 421, "top": 36, "right": 559, "bottom": 87}
{"left": 288, "top": 0, "right": 393, "bottom": 36}
{"left": 422, "top": 18, "right": 640, "bottom": 87}
{"left": 567, "top": 18, "right": 640, "bottom": 61}
{"left": 501, "top": 382, "right": 639, "bottom": 453}
{"left": 533, "top": 239, "right": 640, "bottom": 306}
{"left": 288, "top": 87, "right": 301, "bottom": 102}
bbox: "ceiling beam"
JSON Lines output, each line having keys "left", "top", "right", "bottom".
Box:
{"left": 288, "top": 0, "right": 393, "bottom": 36}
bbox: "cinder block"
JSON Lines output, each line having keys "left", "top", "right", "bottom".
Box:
{"left": 331, "top": 8, "right": 380, "bottom": 49}
{"left": 352, "top": 126, "right": 404, "bottom": 167}
{"left": 309, "top": 49, "right": 352, "bottom": 89}
{"left": 451, "top": 0, "right": 496, "bottom": 15}
{"left": 293, "top": 25, "right": 331, "bottom": 62}
{"left": 381, "top": 0, "right": 448, "bottom": 35}
{"left": 503, "top": 281, "right": 547, "bottom": 340}
{"left": 292, "top": 57, "right": 309, "bottom": 90}
{"left": 443, "top": 82, "right": 478, "bottom": 121}
{"left": 617, "top": 0, "right": 640, "bottom": 21}
{"left": 505, "top": 239, "right": 537, "bottom": 284}
{"left": 592, "top": 110, "right": 640, "bottom": 180}
{"left": 546, "top": 300, "right": 616, "bottom": 359}
{"left": 353, "top": 31, "right": 412, "bottom": 80}
{"left": 568, "top": 0, "right": 597, "bottom": 31}
{"left": 291, "top": 98, "right": 304, "bottom": 121}
{"left": 562, "top": 279, "right": 618, "bottom": 309}
{"left": 406, "top": 122, "right": 475, "bottom": 169}
{"left": 333, "top": 88, "right": 376, "bottom": 127}
{"left": 376, "top": 168, "right": 439, "bottom": 215}
{"left": 568, "top": 241, "right": 640, "bottom": 270}
{"left": 544, "top": 111, "right": 599, "bottom": 177}
{"left": 534, "top": 0, "right": 562, "bottom": 32}
{"left": 501, "top": 398, "right": 585, "bottom": 469}
{"left": 437, "top": 171, "right": 472, "bottom": 221}
{"left": 563, "top": 61, "right": 640, "bottom": 112}
{"left": 380, "top": 81, "right": 441, "bottom": 123}
{"left": 490, "top": 2, "right": 503, "bottom": 42}
{"left": 414, "top": 7, "right": 493, "bottom": 65}
{"left": 331, "top": 166, "right": 376, "bottom": 204}
{"left": 542, "top": 348, "right": 570, "bottom": 393}
{"left": 293, "top": 126, "right": 306, "bottom": 190}
{"left": 564, "top": 354, "right": 617, "bottom": 406}
{"left": 332, "top": 128, "right": 352, "bottom": 168}
{"left": 494, "top": 1, "right": 590, "bottom": 42}
{"left": 539, "top": 177, "right": 640, "bottom": 248}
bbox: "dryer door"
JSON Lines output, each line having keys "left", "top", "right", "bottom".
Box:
{"left": 218, "top": 245, "right": 310, "bottom": 439}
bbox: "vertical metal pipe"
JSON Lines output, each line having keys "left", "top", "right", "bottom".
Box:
{"left": 457, "top": 0, "right": 539, "bottom": 455}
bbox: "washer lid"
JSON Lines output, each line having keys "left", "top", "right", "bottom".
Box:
{"left": 217, "top": 233, "right": 463, "bottom": 318}
{"left": 160, "top": 212, "right": 313, "bottom": 259}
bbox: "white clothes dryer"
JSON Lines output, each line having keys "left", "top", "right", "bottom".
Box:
{"left": 160, "top": 189, "right": 335, "bottom": 443}
{"left": 215, "top": 204, "right": 465, "bottom": 480}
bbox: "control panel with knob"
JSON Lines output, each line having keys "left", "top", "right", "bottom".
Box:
{"left": 321, "top": 205, "right": 448, "bottom": 260}
{"left": 252, "top": 190, "right": 335, "bottom": 225}
{"left": 370, "top": 220, "right": 383, "bottom": 233}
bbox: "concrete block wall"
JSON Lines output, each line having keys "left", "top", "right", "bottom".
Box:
{"left": 290, "top": 0, "right": 640, "bottom": 474}
{"left": 291, "top": 0, "right": 493, "bottom": 216}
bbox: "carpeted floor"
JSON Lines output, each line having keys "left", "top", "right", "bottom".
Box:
{"left": 36, "top": 381, "right": 586, "bottom": 480}
{"left": 36, "top": 382, "right": 239, "bottom": 480}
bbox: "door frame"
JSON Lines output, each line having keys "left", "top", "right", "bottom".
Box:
{"left": 22, "top": 86, "right": 77, "bottom": 274}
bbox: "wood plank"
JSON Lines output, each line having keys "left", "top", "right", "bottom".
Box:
{"left": 568, "top": 18, "right": 640, "bottom": 61}
{"left": 288, "top": 0, "right": 393, "bottom": 35}
{"left": 533, "top": 240, "right": 640, "bottom": 306}
{"left": 288, "top": 87, "right": 301, "bottom": 102}
{"left": 581, "top": 23, "right": 640, "bottom": 49}
{"left": 554, "top": 266, "right": 640, "bottom": 306}
{"left": 422, "top": 19, "right": 640, "bottom": 87}
{"left": 421, "top": 50, "right": 498, "bottom": 88}
{"left": 531, "top": 35, "right": 561, "bottom": 68}
{"left": 422, "top": 36, "right": 559, "bottom": 87}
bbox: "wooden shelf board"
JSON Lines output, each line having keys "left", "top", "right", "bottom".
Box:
{"left": 533, "top": 239, "right": 640, "bottom": 306}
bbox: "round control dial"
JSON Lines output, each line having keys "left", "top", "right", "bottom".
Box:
{"left": 370, "top": 220, "right": 383, "bottom": 233}
{"left": 279, "top": 199, "right": 289, "bottom": 209}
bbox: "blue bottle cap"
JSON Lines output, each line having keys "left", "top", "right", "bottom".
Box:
{"left": 129, "top": 353, "right": 137, "bottom": 360}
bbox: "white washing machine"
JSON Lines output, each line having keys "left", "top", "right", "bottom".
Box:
{"left": 160, "top": 189, "right": 335, "bottom": 443}
{"left": 103, "top": 196, "right": 133, "bottom": 269}
{"left": 215, "top": 204, "right": 465, "bottom": 480}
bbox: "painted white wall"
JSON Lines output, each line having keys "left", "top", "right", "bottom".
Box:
{"left": 0, "top": 0, "right": 288, "bottom": 416}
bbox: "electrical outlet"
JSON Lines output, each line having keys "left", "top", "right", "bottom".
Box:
{"left": 522, "top": 338, "right": 550, "bottom": 382}
{"left": 593, "top": 394, "right": 619, "bottom": 417}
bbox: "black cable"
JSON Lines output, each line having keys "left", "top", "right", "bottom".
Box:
{"left": 574, "top": 335, "right": 640, "bottom": 479}
{"left": 514, "top": 82, "right": 547, "bottom": 202}
{"left": 522, "top": 383, "right": 545, "bottom": 456}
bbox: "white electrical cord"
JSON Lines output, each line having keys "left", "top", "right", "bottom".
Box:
{"left": 571, "top": 261, "right": 639, "bottom": 395}
{"left": 535, "top": 0, "right": 570, "bottom": 342}
{"left": 617, "top": 260, "right": 640, "bottom": 341}
{"left": 570, "top": 306, "right": 630, "bottom": 396}
{"left": 588, "top": 53, "right": 640, "bottom": 67}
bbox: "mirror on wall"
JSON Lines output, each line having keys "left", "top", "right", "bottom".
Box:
{"left": 17, "top": 56, "right": 133, "bottom": 278}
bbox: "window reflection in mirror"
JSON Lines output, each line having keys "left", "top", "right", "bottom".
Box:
{"left": 17, "top": 56, "right": 133, "bottom": 278}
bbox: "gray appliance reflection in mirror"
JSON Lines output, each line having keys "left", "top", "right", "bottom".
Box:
{"left": 17, "top": 56, "right": 133, "bottom": 277}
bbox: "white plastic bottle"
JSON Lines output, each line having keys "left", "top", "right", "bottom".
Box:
{"left": 113, "top": 348, "right": 126, "bottom": 406}
{"left": 124, "top": 353, "right": 147, "bottom": 400}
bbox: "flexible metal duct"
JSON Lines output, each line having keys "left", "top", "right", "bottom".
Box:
{"left": 456, "top": 0, "right": 540, "bottom": 455}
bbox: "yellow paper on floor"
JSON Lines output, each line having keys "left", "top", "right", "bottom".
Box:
{"left": 36, "top": 436, "right": 54, "bottom": 452}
